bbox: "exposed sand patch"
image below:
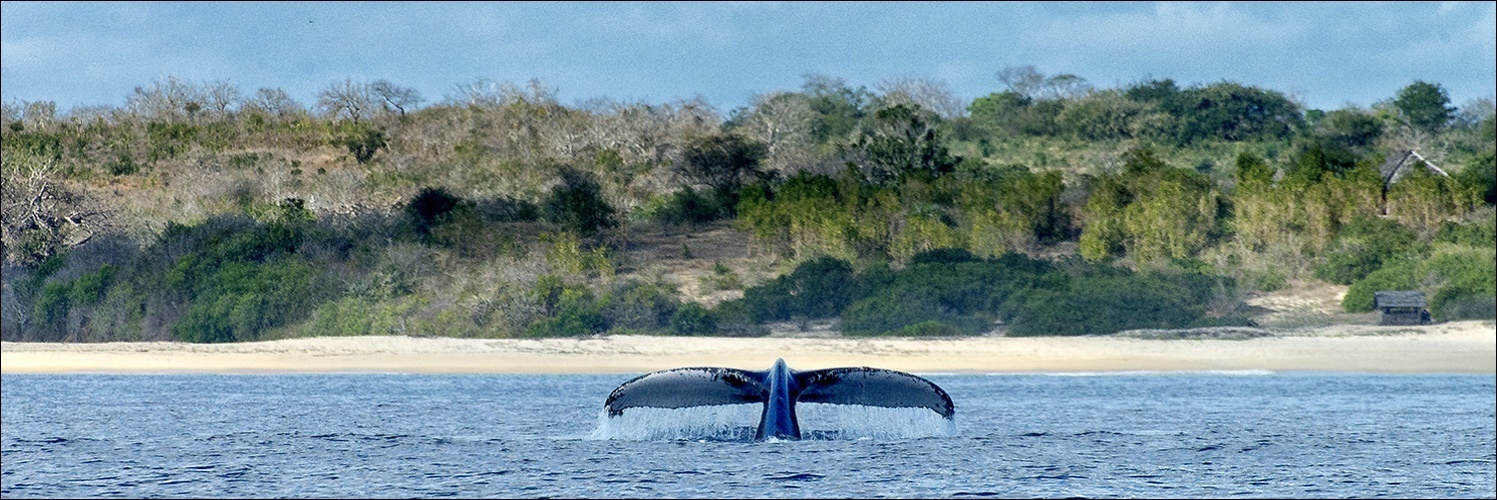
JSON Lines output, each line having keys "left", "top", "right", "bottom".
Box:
{"left": 4, "top": 321, "right": 1491, "bottom": 374}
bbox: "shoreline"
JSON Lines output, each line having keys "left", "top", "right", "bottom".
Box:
{"left": 3, "top": 321, "right": 1493, "bottom": 375}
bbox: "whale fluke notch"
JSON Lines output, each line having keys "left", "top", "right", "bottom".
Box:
{"left": 602, "top": 359, "right": 955, "bottom": 439}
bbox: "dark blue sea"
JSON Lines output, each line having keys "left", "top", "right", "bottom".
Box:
{"left": 3, "top": 372, "right": 1494, "bottom": 498}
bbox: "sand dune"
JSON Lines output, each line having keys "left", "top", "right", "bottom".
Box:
{"left": 2, "top": 321, "right": 1492, "bottom": 374}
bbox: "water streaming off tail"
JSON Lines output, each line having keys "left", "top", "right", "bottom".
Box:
{"left": 795, "top": 403, "right": 957, "bottom": 440}
{"left": 590, "top": 403, "right": 957, "bottom": 441}
{"left": 591, "top": 404, "right": 762, "bottom": 441}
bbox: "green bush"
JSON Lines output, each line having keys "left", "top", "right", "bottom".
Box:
{"left": 525, "top": 276, "right": 607, "bottom": 337}
{"left": 1434, "top": 218, "right": 1496, "bottom": 248}
{"left": 403, "top": 186, "right": 480, "bottom": 244}
{"left": 600, "top": 279, "right": 679, "bottom": 331}
{"left": 146, "top": 121, "right": 198, "bottom": 161}
{"left": 543, "top": 167, "right": 617, "bottom": 235}
{"left": 165, "top": 219, "right": 304, "bottom": 298}
{"left": 670, "top": 302, "right": 718, "bottom": 335}
{"left": 32, "top": 263, "right": 120, "bottom": 334}
{"left": 1343, "top": 245, "right": 1495, "bottom": 320}
{"left": 524, "top": 304, "right": 607, "bottom": 337}
{"left": 708, "top": 299, "right": 769, "bottom": 337}
{"left": 723, "top": 250, "right": 1254, "bottom": 337}
{"left": 637, "top": 187, "right": 724, "bottom": 226}
{"left": 738, "top": 256, "right": 859, "bottom": 321}
{"left": 841, "top": 288, "right": 990, "bottom": 336}
{"left": 1454, "top": 152, "right": 1495, "bottom": 205}
{"left": 1343, "top": 259, "right": 1420, "bottom": 313}
{"left": 1313, "top": 216, "right": 1420, "bottom": 285}
{"left": 172, "top": 259, "right": 319, "bottom": 343}
{"left": 840, "top": 251, "right": 1060, "bottom": 335}
{"left": 1008, "top": 270, "right": 1250, "bottom": 336}
{"left": 1424, "top": 247, "right": 1497, "bottom": 320}
{"left": 341, "top": 126, "right": 386, "bottom": 164}
{"left": 0, "top": 131, "right": 64, "bottom": 161}
{"left": 300, "top": 296, "right": 378, "bottom": 337}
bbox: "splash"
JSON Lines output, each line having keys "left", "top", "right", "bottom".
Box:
{"left": 590, "top": 404, "right": 761, "bottom": 441}
{"left": 589, "top": 403, "right": 957, "bottom": 441}
{"left": 796, "top": 403, "right": 957, "bottom": 440}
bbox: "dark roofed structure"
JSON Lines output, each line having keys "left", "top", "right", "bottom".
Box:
{"left": 1374, "top": 290, "right": 1430, "bottom": 325}
{"left": 1379, "top": 150, "right": 1449, "bottom": 187}
{"left": 1377, "top": 150, "right": 1450, "bottom": 215}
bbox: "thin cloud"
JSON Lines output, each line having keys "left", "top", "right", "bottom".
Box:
{"left": 1, "top": 2, "right": 1492, "bottom": 113}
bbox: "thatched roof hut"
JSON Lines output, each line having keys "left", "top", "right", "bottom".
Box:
{"left": 1379, "top": 150, "right": 1449, "bottom": 188}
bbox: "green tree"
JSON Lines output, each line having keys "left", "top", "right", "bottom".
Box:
{"left": 967, "top": 91, "right": 1032, "bottom": 137}
{"left": 675, "top": 134, "right": 768, "bottom": 214}
{"left": 1393, "top": 80, "right": 1456, "bottom": 134}
{"left": 849, "top": 103, "right": 959, "bottom": 184}
{"left": 739, "top": 256, "right": 859, "bottom": 321}
{"left": 1057, "top": 90, "right": 1167, "bottom": 141}
{"left": 1163, "top": 81, "right": 1303, "bottom": 144}
{"left": 958, "top": 166, "right": 1067, "bottom": 256}
{"left": 1313, "top": 107, "right": 1384, "bottom": 152}
{"left": 172, "top": 259, "right": 320, "bottom": 343}
{"left": 1454, "top": 151, "right": 1496, "bottom": 205}
{"left": 800, "top": 74, "right": 875, "bottom": 143}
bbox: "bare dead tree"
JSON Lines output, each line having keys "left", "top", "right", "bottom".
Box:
{"left": 369, "top": 80, "right": 425, "bottom": 117}
{"left": 875, "top": 76, "right": 967, "bottom": 119}
{"left": 1042, "top": 74, "right": 1094, "bottom": 101}
{"left": 997, "top": 65, "right": 1048, "bottom": 100}
{"left": 1, "top": 153, "right": 110, "bottom": 266}
{"left": 126, "top": 75, "right": 205, "bottom": 121}
{"left": 243, "top": 87, "right": 306, "bottom": 120}
{"left": 316, "top": 78, "right": 375, "bottom": 123}
{"left": 446, "top": 78, "right": 558, "bottom": 109}
{"left": 202, "top": 79, "right": 242, "bottom": 118}
{"left": 737, "top": 91, "right": 817, "bottom": 173}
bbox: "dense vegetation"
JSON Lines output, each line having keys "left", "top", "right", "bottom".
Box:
{"left": 3, "top": 69, "right": 1493, "bottom": 342}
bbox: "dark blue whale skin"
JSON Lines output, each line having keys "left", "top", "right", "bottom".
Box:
{"left": 604, "top": 358, "right": 955, "bottom": 440}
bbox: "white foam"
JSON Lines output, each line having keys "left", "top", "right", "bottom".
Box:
{"left": 795, "top": 403, "right": 957, "bottom": 440}
{"left": 589, "top": 404, "right": 761, "bottom": 441}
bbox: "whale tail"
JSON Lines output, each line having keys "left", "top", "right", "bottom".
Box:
{"left": 603, "top": 359, "right": 954, "bottom": 439}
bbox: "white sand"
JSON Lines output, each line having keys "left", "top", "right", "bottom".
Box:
{"left": 2, "top": 321, "right": 1492, "bottom": 374}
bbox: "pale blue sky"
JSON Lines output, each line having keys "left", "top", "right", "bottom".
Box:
{"left": 3, "top": 1, "right": 1494, "bottom": 114}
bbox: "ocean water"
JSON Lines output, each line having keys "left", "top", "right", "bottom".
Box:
{"left": 2, "top": 371, "right": 1493, "bottom": 498}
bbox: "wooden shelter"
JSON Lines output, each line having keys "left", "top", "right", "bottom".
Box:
{"left": 1374, "top": 290, "right": 1431, "bottom": 325}
{"left": 1378, "top": 150, "right": 1450, "bottom": 214}
{"left": 1379, "top": 150, "right": 1450, "bottom": 186}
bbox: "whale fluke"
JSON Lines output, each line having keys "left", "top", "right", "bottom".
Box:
{"left": 603, "top": 359, "right": 955, "bottom": 439}
{"left": 793, "top": 366, "right": 955, "bottom": 419}
{"left": 604, "top": 367, "right": 768, "bottom": 417}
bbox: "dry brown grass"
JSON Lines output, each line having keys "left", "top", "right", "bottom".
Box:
{"left": 612, "top": 221, "right": 772, "bottom": 306}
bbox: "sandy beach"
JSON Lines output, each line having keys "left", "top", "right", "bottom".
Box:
{"left": 2, "top": 320, "right": 1492, "bottom": 374}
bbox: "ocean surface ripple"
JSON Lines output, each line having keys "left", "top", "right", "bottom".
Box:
{"left": 3, "top": 372, "right": 1493, "bottom": 498}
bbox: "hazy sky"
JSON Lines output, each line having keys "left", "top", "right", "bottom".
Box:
{"left": 3, "top": 1, "right": 1494, "bottom": 115}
